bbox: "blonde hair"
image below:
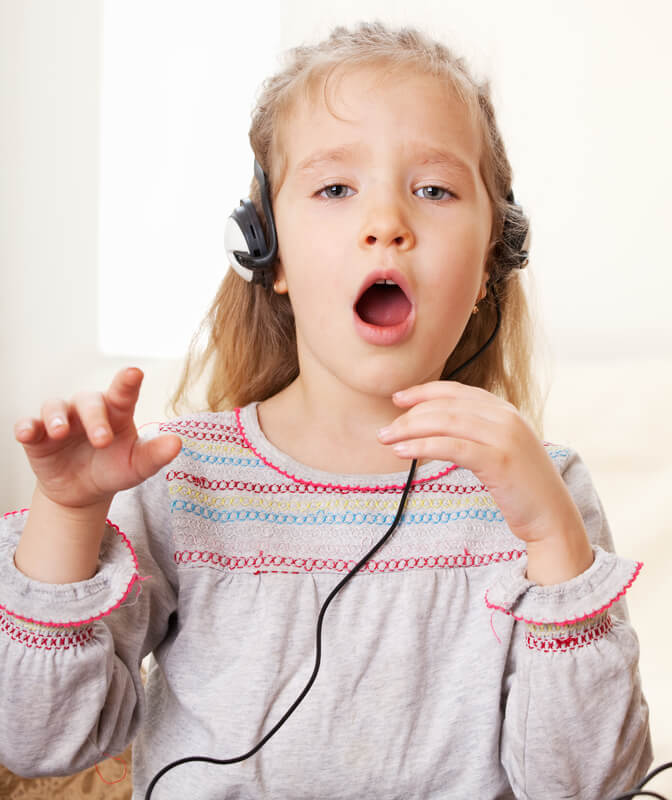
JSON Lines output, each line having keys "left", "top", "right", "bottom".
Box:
{"left": 171, "top": 21, "right": 550, "bottom": 439}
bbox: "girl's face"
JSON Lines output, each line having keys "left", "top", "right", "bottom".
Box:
{"left": 272, "top": 64, "right": 493, "bottom": 401}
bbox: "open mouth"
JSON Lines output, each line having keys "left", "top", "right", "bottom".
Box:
{"left": 354, "top": 278, "right": 413, "bottom": 327}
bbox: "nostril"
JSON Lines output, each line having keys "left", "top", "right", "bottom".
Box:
{"left": 366, "top": 236, "right": 377, "bottom": 245}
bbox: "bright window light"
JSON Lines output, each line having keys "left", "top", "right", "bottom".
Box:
{"left": 98, "top": 0, "right": 281, "bottom": 358}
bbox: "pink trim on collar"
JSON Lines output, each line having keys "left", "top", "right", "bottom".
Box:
{"left": 234, "top": 406, "right": 458, "bottom": 491}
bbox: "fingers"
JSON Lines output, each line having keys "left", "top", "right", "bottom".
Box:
{"left": 14, "top": 417, "right": 47, "bottom": 446}
{"left": 106, "top": 367, "right": 144, "bottom": 410}
{"left": 393, "top": 381, "right": 495, "bottom": 406}
{"left": 71, "top": 368, "right": 144, "bottom": 443}
{"left": 103, "top": 367, "right": 145, "bottom": 431}
{"left": 14, "top": 367, "right": 145, "bottom": 451}
{"left": 133, "top": 434, "right": 183, "bottom": 480}
{"left": 14, "top": 398, "right": 71, "bottom": 446}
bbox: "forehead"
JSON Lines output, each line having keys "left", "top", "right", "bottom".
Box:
{"left": 273, "top": 63, "right": 482, "bottom": 185}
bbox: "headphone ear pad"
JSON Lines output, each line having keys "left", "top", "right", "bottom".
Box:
{"left": 501, "top": 196, "right": 531, "bottom": 268}
{"left": 225, "top": 199, "right": 269, "bottom": 282}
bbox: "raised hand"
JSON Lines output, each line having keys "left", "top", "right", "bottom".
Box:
{"left": 377, "top": 381, "right": 594, "bottom": 583}
{"left": 14, "top": 367, "right": 182, "bottom": 510}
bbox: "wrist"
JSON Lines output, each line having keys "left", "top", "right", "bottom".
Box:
{"left": 526, "top": 528, "right": 594, "bottom": 586}
{"left": 13, "top": 486, "right": 113, "bottom": 583}
{"left": 32, "top": 484, "right": 113, "bottom": 527}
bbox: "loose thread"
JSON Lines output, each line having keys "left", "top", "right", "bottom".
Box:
{"left": 122, "top": 575, "right": 151, "bottom": 609}
{"left": 95, "top": 752, "right": 128, "bottom": 785}
{"left": 490, "top": 610, "right": 502, "bottom": 645}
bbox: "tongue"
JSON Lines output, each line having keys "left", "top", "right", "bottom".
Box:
{"left": 356, "top": 284, "right": 412, "bottom": 327}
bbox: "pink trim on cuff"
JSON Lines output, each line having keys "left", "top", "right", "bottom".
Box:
{"left": 484, "top": 560, "right": 643, "bottom": 627}
{"left": 1, "top": 511, "right": 149, "bottom": 628}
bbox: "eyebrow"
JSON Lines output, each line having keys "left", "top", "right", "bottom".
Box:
{"left": 295, "top": 143, "right": 474, "bottom": 180}
{"left": 296, "top": 145, "right": 361, "bottom": 174}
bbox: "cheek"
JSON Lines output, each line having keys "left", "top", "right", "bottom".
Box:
{"left": 426, "top": 238, "right": 485, "bottom": 301}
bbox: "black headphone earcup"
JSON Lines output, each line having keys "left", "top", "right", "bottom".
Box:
{"left": 501, "top": 193, "right": 531, "bottom": 268}
{"left": 225, "top": 199, "right": 270, "bottom": 282}
{"left": 225, "top": 161, "right": 279, "bottom": 290}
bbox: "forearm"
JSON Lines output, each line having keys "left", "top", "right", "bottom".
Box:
{"left": 13, "top": 486, "right": 112, "bottom": 583}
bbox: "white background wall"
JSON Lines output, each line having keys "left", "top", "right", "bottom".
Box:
{"left": 1, "top": 0, "right": 671, "bottom": 793}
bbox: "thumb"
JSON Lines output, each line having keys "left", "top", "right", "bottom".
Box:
{"left": 133, "top": 434, "right": 182, "bottom": 481}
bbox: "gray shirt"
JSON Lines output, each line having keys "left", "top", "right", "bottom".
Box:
{"left": 0, "top": 401, "right": 653, "bottom": 799}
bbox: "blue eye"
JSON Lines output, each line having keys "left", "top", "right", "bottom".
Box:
{"left": 415, "top": 186, "right": 453, "bottom": 200}
{"left": 317, "top": 184, "right": 354, "bottom": 199}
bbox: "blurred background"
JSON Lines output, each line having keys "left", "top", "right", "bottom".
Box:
{"left": 1, "top": 0, "right": 670, "bottom": 794}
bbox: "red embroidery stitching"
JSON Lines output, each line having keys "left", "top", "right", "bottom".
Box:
{"left": 173, "top": 548, "right": 526, "bottom": 574}
{"left": 165, "top": 469, "right": 486, "bottom": 496}
{"left": 160, "top": 419, "right": 241, "bottom": 445}
{"left": 0, "top": 612, "right": 95, "bottom": 650}
{"left": 483, "top": 561, "right": 643, "bottom": 627}
{"left": 526, "top": 615, "right": 613, "bottom": 652}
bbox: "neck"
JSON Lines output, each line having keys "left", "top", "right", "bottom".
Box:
{"left": 256, "top": 374, "right": 433, "bottom": 475}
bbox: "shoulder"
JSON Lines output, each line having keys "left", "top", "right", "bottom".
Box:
{"left": 541, "top": 440, "right": 574, "bottom": 471}
{"left": 138, "top": 408, "right": 242, "bottom": 446}
{"left": 158, "top": 409, "right": 240, "bottom": 442}
{"left": 541, "top": 440, "right": 600, "bottom": 501}
{"left": 138, "top": 408, "right": 257, "bottom": 478}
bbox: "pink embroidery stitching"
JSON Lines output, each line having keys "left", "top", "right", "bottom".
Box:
{"left": 483, "top": 561, "right": 643, "bottom": 627}
{"left": 1, "top": 509, "right": 145, "bottom": 628}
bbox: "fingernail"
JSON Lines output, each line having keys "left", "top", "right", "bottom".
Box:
{"left": 377, "top": 426, "right": 392, "bottom": 440}
{"left": 393, "top": 443, "right": 411, "bottom": 455}
{"left": 93, "top": 426, "right": 109, "bottom": 441}
{"left": 52, "top": 417, "right": 66, "bottom": 429}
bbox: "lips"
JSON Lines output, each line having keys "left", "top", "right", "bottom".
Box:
{"left": 352, "top": 268, "right": 416, "bottom": 346}
{"left": 354, "top": 269, "right": 415, "bottom": 309}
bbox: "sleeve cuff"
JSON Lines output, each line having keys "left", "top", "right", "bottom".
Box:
{"left": 0, "top": 508, "right": 144, "bottom": 628}
{"left": 484, "top": 544, "right": 642, "bottom": 627}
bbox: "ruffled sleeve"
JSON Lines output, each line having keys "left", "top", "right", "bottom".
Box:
{"left": 0, "top": 510, "right": 143, "bottom": 630}
{"left": 486, "top": 447, "right": 652, "bottom": 799}
{"left": 0, "top": 459, "right": 178, "bottom": 778}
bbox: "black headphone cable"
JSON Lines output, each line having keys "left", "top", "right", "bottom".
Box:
{"left": 144, "top": 456, "right": 418, "bottom": 798}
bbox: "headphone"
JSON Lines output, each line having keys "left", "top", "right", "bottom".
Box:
{"left": 224, "top": 160, "right": 279, "bottom": 290}
{"left": 224, "top": 159, "right": 531, "bottom": 291}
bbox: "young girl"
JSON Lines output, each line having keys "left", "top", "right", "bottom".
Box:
{"left": 0, "top": 21, "right": 653, "bottom": 800}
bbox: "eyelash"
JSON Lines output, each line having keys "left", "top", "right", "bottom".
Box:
{"left": 315, "top": 184, "right": 456, "bottom": 201}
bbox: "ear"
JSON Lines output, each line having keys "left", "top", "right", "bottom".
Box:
{"left": 273, "top": 258, "right": 288, "bottom": 294}
{"left": 479, "top": 271, "right": 490, "bottom": 301}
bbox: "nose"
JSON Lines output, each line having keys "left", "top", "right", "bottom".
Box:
{"left": 358, "top": 192, "right": 415, "bottom": 252}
